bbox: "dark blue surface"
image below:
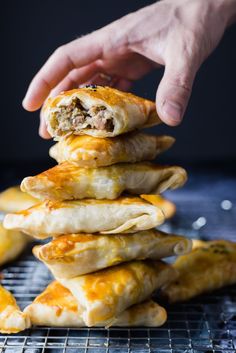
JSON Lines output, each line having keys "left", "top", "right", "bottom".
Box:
{"left": 163, "top": 166, "right": 236, "bottom": 241}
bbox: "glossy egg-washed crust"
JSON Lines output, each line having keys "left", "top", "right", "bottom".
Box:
{"left": 21, "top": 161, "right": 187, "bottom": 201}
{"left": 3, "top": 195, "right": 166, "bottom": 238}
{"left": 33, "top": 229, "right": 192, "bottom": 278}
{"left": 49, "top": 133, "right": 174, "bottom": 168}
{"left": 43, "top": 86, "right": 162, "bottom": 138}
{"left": 0, "top": 285, "right": 30, "bottom": 333}
{"left": 59, "top": 260, "right": 177, "bottom": 326}
{"left": 0, "top": 222, "right": 29, "bottom": 266}
{"left": 141, "top": 194, "right": 176, "bottom": 219}
{"left": 162, "top": 240, "right": 236, "bottom": 303}
{"left": 24, "top": 281, "right": 167, "bottom": 327}
{"left": 0, "top": 186, "right": 38, "bottom": 213}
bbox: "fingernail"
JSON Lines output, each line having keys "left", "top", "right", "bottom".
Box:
{"left": 162, "top": 100, "right": 183, "bottom": 124}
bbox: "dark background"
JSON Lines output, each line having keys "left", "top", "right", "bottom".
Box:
{"left": 1, "top": 0, "right": 236, "bottom": 167}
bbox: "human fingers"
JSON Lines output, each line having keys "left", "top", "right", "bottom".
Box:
{"left": 156, "top": 55, "right": 198, "bottom": 126}
{"left": 49, "top": 63, "right": 100, "bottom": 97}
{"left": 39, "top": 114, "right": 51, "bottom": 139}
{"left": 23, "top": 33, "right": 105, "bottom": 111}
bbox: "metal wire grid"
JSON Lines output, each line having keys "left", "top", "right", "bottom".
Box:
{"left": 0, "top": 244, "right": 236, "bottom": 353}
{"left": 1, "top": 173, "right": 236, "bottom": 353}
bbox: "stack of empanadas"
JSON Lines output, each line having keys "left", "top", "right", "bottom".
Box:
{"left": 3, "top": 86, "right": 192, "bottom": 329}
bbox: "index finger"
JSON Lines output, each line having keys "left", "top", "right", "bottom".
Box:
{"left": 23, "top": 33, "right": 103, "bottom": 111}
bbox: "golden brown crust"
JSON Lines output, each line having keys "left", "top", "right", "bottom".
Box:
{"left": 44, "top": 87, "right": 156, "bottom": 112}
{"left": 59, "top": 260, "right": 177, "bottom": 326}
{"left": 21, "top": 161, "right": 187, "bottom": 201}
{"left": 80, "top": 261, "right": 161, "bottom": 302}
{"left": 162, "top": 240, "right": 236, "bottom": 303}
{"left": 0, "top": 285, "right": 17, "bottom": 310}
{"left": 35, "top": 230, "right": 191, "bottom": 261}
{"left": 0, "top": 186, "right": 38, "bottom": 213}
{"left": 49, "top": 133, "right": 175, "bottom": 167}
{"left": 140, "top": 194, "right": 176, "bottom": 219}
{"left": 43, "top": 86, "right": 162, "bottom": 138}
{"left": 33, "top": 230, "right": 192, "bottom": 278}
{"left": 10, "top": 195, "right": 166, "bottom": 214}
{"left": 0, "top": 222, "right": 29, "bottom": 266}
{"left": 33, "top": 281, "right": 79, "bottom": 312}
{"left": 24, "top": 281, "right": 167, "bottom": 327}
{"left": 0, "top": 285, "right": 30, "bottom": 333}
{"left": 3, "top": 195, "right": 165, "bottom": 237}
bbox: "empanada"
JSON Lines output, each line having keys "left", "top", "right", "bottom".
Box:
{"left": 21, "top": 162, "right": 187, "bottom": 201}
{"left": 0, "top": 222, "right": 29, "bottom": 266}
{"left": 162, "top": 240, "right": 236, "bottom": 303}
{"left": 43, "top": 86, "right": 161, "bottom": 138}
{"left": 3, "top": 195, "right": 165, "bottom": 238}
{"left": 33, "top": 230, "right": 192, "bottom": 278}
{"left": 49, "top": 132, "right": 174, "bottom": 168}
{"left": 0, "top": 284, "right": 30, "bottom": 333}
{"left": 59, "top": 260, "right": 176, "bottom": 326}
{"left": 141, "top": 194, "right": 176, "bottom": 219}
{"left": 0, "top": 186, "right": 38, "bottom": 213}
{"left": 24, "top": 281, "right": 167, "bottom": 327}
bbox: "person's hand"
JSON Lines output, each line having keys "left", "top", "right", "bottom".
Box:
{"left": 23, "top": 0, "right": 236, "bottom": 138}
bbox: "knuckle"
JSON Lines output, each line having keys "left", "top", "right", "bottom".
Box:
{"left": 95, "top": 59, "right": 105, "bottom": 71}
{"left": 177, "top": 80, "right": 191, "bottom": 94}
{"left": 40, "top": 77, "right": 52, "bottom": 91}
{"left": 100, "top": 19, "right": 130, "bottom": 54}
{"left": 170, "top": 75, "right": 192, "bottom": 93}
{"left": 54, "top": 44, "right": 75, "bottom": 70}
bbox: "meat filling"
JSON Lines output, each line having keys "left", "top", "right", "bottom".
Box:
{"left": 54, "top": 97, "right": 114, "bottom": 135}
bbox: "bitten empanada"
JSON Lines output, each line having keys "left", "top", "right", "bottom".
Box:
{"left": 33, "top": 229, "right": 192, "bottom": 278}
{"left": 43, "top": 86, "right": 161, "bottom": 138}
{"left": 0, "top": 186, "right": 38, "bottom": 213}
{"left": 0, "top": 222, "right": 29, "bottom": 266}
{"left": 3, "top": 195, "right": 165, "bottom": 238}
{"left": 0, "top": 284, "right": 30, "bottom": 333}
{"left": 162, "top": 240, "right": 236, "bottom": 303}
{"left": 21, "top": 162, "right": 187, "bottom": 201}
{"left": 58, "top": 260, "right": 177, "bottom": 326}
{"left": 49, "top": 132, "right": 174, "bottom": 168}
{"left": 24, "top": 281, "right": 167, "bottom": 327}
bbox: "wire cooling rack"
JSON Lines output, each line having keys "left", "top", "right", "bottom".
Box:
{"left": 1, "top": 250, "right": 236, "bottom": 353}
{"left": 1, "top": 168, "right": 236, "bottom": 353}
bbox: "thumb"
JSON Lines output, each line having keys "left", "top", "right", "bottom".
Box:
{"left": 156, "top": 59, "right": 198, "bottom": 126}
